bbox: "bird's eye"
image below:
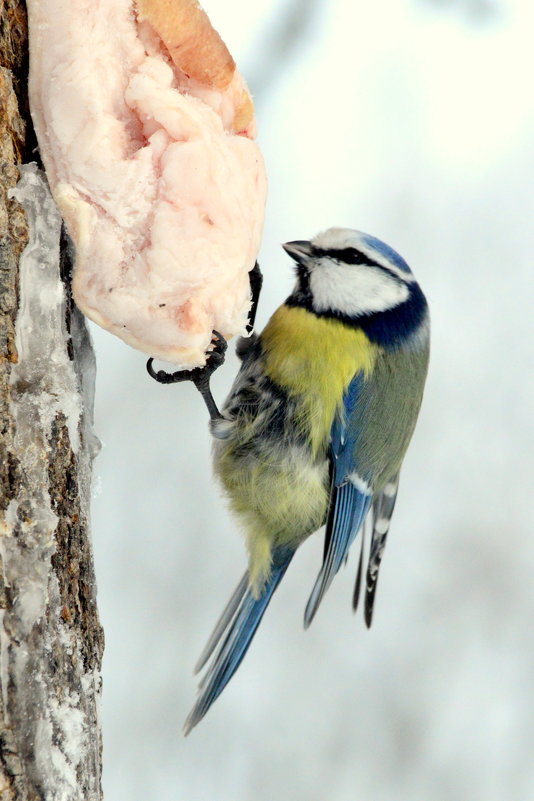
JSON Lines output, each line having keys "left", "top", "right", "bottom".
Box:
{"left": 331, "top": 248, "right": 374, "bottom": 266}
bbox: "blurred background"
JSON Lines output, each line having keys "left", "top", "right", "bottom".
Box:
{"left": 90, "top": 0, "right": 534, "bottom": 798}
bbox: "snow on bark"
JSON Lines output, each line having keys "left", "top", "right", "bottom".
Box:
{"left": 1, "top": 164, "right": 103, "bottom": 800}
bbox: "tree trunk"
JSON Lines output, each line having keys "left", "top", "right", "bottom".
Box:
{"left": 0, "top": 3, "right": 104, "bottom": 799}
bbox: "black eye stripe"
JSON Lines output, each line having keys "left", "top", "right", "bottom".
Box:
{"left": 312, "top": 247, "right": 406, "bottom": 282}
{"left": 312, "top": 246, "right": 375, "bottom": 266}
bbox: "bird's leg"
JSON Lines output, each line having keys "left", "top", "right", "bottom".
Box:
{"left": 147, "top": 264, "right": 260, "bottom": 416}
{"left": 236, "top": 262, "right": 264, "bottom": 360}
{"left": 245, "top": 261, "right": 263, "bottom": 334}
{"left": 146, "top": 331, "right": 227, "bottom": 421}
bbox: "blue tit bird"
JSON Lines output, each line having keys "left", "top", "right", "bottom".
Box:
{"left": 148, "top": 227, "right": 430, "bottom": 734}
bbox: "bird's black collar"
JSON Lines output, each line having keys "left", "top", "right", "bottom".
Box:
{"left": 285, "top": 282, "right": 428, "bottom": 348}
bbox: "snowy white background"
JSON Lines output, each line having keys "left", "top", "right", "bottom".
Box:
{"left": 89, "top": 1, "right": 534, "bottom": 799}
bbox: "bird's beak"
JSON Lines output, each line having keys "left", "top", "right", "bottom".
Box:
{"left": 282, "top": 240, "right": 314, "bottom": 265}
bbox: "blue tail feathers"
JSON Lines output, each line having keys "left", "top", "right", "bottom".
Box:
{"left": 184, "top": 548, "right": 294, "bottom": 734}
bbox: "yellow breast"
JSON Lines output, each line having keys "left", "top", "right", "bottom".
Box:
{"left": 261, "top": 305, "right": 377, "bottom": 455}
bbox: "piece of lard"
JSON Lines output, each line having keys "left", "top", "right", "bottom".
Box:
{"left": 27, "top": 0, "right": 267, "bottom": 366}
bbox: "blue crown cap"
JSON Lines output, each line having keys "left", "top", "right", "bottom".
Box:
{"left": 361, "top": 233, "right": 412, "bottom": 274}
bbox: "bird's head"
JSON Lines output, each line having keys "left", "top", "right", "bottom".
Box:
{"left": 283, "top": 227, "right": 419, "bottom": 321}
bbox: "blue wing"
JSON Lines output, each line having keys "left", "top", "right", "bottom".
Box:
{"left": 304, "top": 373, "right": 373, "bottom": 627}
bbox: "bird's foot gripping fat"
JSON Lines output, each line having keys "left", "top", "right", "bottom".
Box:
{"left": 146, "top": 331, "right": 227, "bottom": 420}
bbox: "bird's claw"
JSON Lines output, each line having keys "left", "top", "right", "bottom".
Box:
{"left": 204, "top": 330, "right": 227, "bottom": 373}
{"left": 146, "top": 331, "right": 227, "bottom": 385}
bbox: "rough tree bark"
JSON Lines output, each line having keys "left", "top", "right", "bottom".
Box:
{"left": 0, "top": 3, "right": 104, "bottom": 799}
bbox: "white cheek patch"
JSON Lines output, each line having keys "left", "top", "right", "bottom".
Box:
{"left": 310, "top": 261, "right": 409, "bottom": 317}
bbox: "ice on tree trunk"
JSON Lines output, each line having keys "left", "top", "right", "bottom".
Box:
{"left": 27, "top": 0, "right": 267, "bottom": 367}
{"left": 3, "top": 164, "right": 103, "bottom": 800}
